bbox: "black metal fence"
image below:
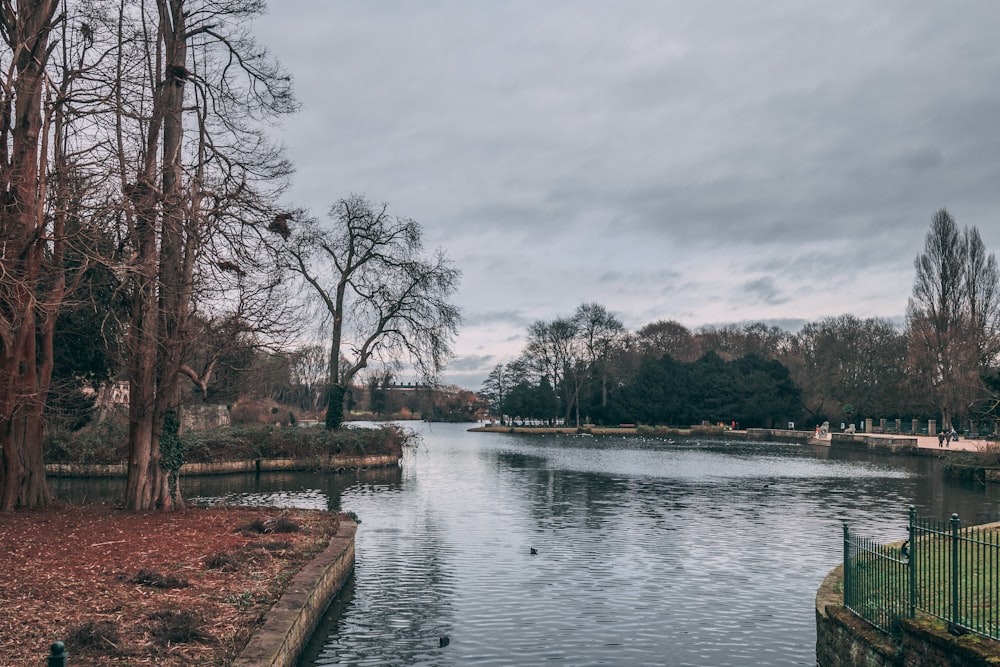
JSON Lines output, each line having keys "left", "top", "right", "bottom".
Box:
{"left": 843, "top": 506, "right": 1000, "bottom": 640}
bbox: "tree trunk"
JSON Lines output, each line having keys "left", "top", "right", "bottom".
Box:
{"left": 0, "top": 0, "right": 61, "bottom": 509}
{"left": 123, "top": 0, "right": 189, "bottom": 510}
{"left": 325, "top": 384, "right": 347, "bottom": 429}
{"left": 0, "top": 325, "right": 51, "bottom": 509}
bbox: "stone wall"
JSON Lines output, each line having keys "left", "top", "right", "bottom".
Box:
{"left": 815, "top": 562, "right": 1000, "bottom": 666}
{"left": 46, "top": 454, "right": 401, "bottom": 477}
{"left": 179, "top": 404, "right": 230, "bottom": 433}
{"left": 235, "top": 520, "right": 356, "bottom": 667}
{"left": 829, "top": 433, "right": 918, "bottom": 454}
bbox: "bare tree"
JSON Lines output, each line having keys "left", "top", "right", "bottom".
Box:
{"left": 279, "top": 195, "right": 461, "bottom": 428}
{"left": 106, "top": 0, "right": 296, "bottom": 509}
{"left": 908, "top": 209, "right": 1000, "bottom": 429}
{"left": 521, "top": 316, "right": 588, "bottom": 426}
{"left": 696, "top": 322, "right": 790, "bottom": 361}
{"left": 787, "top": 315, "right": 908, "bottom": 424}
{"left": 288, "top": 344, "right": 329, "bottom": 413}
{"left": 635, "top": 320, "right": 699, "bottom": 362}
{"left": 574, "top": 303, "right": 625, "bottom": 414}
{"left": 0, "top": 2, "right": 73, "bottom": 509}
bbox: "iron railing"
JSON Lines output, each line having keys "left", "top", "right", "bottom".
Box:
{"left": 843, "top": 506, "right": 1000, "bottom": 640}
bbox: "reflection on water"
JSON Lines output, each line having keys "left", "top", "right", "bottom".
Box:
{"left": 49, "top": 424, "right": 1000, "bottom": 666}
{"left": 48, "top": 466, "right": 403, "bottom": 510}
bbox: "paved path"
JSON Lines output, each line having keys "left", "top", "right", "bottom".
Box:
{"left": 857, "top": 432, "right": 989, "bottom": 453}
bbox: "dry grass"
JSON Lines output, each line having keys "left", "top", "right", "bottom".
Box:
{"left": 0, "top": 503, "right": 342, "bottom": 666}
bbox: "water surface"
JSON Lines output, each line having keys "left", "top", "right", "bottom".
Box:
{"left": 49, "top": 422, "right": 1000, "bottom": 666}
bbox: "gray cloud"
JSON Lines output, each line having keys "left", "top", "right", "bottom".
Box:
{"left": 445, "top": 354, "right": 496, "bottom": 372}
{"left": 255, "top": 1, "right": 1000, "bottom": 388}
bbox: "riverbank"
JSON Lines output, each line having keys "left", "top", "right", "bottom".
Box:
{"left": 46, "top": 453, "right": 401, "bottom": 477}
{"left": 468, "top": 424, "right": 719, "bottom": 436}
{"left": 816, "top": 529, "right": 1000, "bottom": 666}
{"left": 471, "top": 423, "right": 995, "bottom": 456}
{"left": 810, "top": 431, "right": 990, "bottom": 454}
{"left": 0, "top": 503, "right": 353, "bottom": 666}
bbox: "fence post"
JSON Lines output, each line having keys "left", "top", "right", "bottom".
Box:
{"left": 843, "top": 523, "right": 851, "bottom": 607}
{"left": 48, "top": 641, "right": 67, "bottom": 667}
{"left": 951, "top": 513, "right": 961, "bottom": 629}
{"left": 908, "top": 505, "right": 916, "bottom": 618}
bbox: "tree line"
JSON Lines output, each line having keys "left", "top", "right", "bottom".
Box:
{"left": 481, "top": 211, "right": 1000, "bottom": 432}
{"left": 0, "top": 2, "right": 459, "bottom": 511}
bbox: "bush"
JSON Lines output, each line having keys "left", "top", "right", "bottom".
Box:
{"left": 44, "top": 417, "right": 415, "bottom": 466}
{"left": 44, "top": 419, "right": 128, "bottom": 464}
{"left": 182, "top": 423, "right": 413, "bottom": 463}
{"left": 147, "top": 609, "right": 212, "bottom": 646}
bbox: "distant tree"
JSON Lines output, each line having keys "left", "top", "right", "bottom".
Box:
{"left": 730, "top": 354, "right": 803, "bottom": 428}
{"left": 612, "top": 352, "right": 802, "bottom": 428}
{"left": 279, "top": 195, "right": 461, "bottom": 429}
{"left": 502, "top": 377, "right": 559, "bottom": 423}
{"left": 635, "top": 320, "right": 699, "bottom": 361}
{"left": 288, "top": 345, "right": 329, "bottom": 413}
{"left": 480, "top": 363, "right": 511, "bottom": 421}
{"left": 787, "top": 315, "right": 908, "bottom": 424}
{"left": 908, "top": 209, "right": 1000, "bottom": 429}
{"left": 696, "top": 322, "right": 791, "bottom": 361}
{"left": 521, "top": 316, "right": 587, "bottom": 425}
{"left": 574, "top": 303, "right": 626, "bottom": 420}
{"left": 617, "top": 355, "right": 687, "bottom": 425}
{"left": 48, "top": 253, "right": 126, "bottom": 432}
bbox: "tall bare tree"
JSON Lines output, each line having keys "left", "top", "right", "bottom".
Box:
{"left": 280, "top": 195, "right": 461, "bottom": 428}
{"left": 112, "top": 0, "right": 296, "bottom": 509}
{"left": 0, "top": 2, "right": 71, "bottom": 509}
{"left": 574, "top": 303, "right": 625, "bottom": 414}
{"left": 908, "top": 209, "right": 1000, "bottom": 429}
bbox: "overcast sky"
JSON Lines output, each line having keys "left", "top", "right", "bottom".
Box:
{"left": 254, "top": 2, "right": 1000, "bottom": 389}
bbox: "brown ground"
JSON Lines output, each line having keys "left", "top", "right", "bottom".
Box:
{"left": 0, "top": 502, "right": 343, "bottom": 666}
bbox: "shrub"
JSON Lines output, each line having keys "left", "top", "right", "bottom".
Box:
{"left": 66, "top": 620, "right": 121, "bottom": 653}
{"left": 129, "top": 569, "right": 189, "bottom": 589}
{"left": 45, "top": 418, "right": 414, "bottom": 466}
{"left": 44, "top": 419, "right": 128, "bottom": 464}
{"left": 147, "top": 609, "right": 212, "bottom": 645}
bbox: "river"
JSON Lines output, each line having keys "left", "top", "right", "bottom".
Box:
{"left": 49, "top": 422, "right": 1000, "bottom": 666}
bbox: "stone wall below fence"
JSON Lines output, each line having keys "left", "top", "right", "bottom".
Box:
{"left": 815, "top": 561, "right": 1000, "bottom": 666}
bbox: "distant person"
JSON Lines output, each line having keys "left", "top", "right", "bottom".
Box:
{"left": 938, "top": 432, "right": 946, "bottom": 447}
{"left": 950, "top": 427, "right": 958, "bottom": 443}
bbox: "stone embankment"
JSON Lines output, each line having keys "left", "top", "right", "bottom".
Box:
{"left": 46, "top": 454, "right": 400, "bottom": 477}
{"left": 236, "top": 520, "right": 357, "bottom": 667}
{"left": 815, "top": 555, "right": 1000, "bottom": 666}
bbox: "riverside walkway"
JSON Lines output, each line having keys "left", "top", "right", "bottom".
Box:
{"left": 811, "top": 431, "right": 990, "bottom": 453}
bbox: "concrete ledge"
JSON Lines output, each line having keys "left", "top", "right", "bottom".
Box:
{"left": 744, "top": 427, "right": 812, "bottom": 443}
{"left": 45, "top": 454, "right": 400, "bottom": 477}
{"left": 235, "top": 519, "right": 357, "bottom": 667}
{"left": 829, "top": 433, "right": 918, "bottom": 454}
